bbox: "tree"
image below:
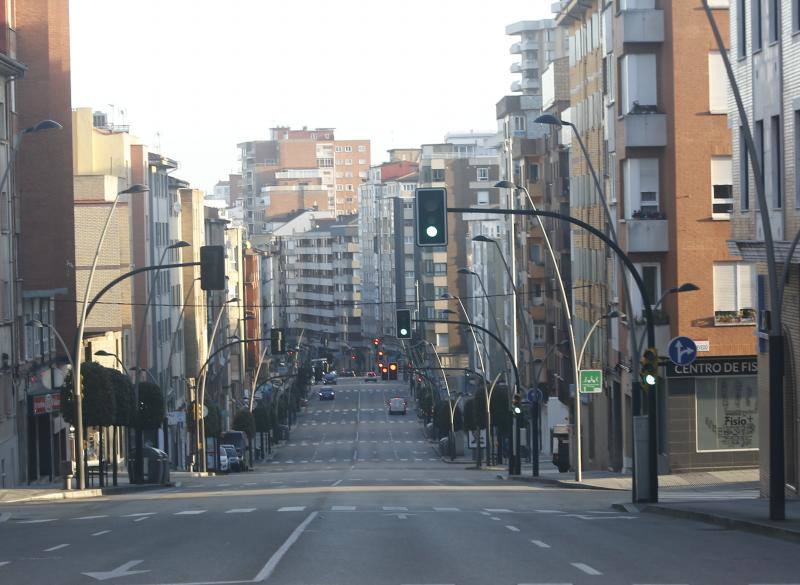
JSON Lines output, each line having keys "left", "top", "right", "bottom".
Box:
{"left": 204, "top": 402, "right": 222, "bottom": 439}
{"left": 61, "top": 362, "right": 115, "bottom": 427}
{"left": 233, "top": 409, "right": 256, "bottom": 440}
{"left": 108, "top": 369, "right": 134, "bottom": 427}
{"left": 135, "top": 382, "right": 164, "bottom": 430}
{"left": 253, "top": 404, "right": 270, "bottom": 434}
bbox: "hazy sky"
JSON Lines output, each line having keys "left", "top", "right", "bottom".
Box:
{"left": 69, "top": 0, "right": 552, "bottom": 193}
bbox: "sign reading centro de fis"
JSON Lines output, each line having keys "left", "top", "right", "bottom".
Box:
{"left": 666, "top": 356, "right": 757, "bottom": 378}
{"left": 579, "top": 369, "right": 603, "bottom": 394}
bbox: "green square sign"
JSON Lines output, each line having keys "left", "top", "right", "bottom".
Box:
{"left": 579, "top": 369, "right": 603, "bottom": 394}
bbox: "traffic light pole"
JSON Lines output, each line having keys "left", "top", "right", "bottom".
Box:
{"left": 445, "top": 207, "right": 657, "bottom": 501}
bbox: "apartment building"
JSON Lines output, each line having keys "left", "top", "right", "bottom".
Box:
{"left": 238, "top": 128, "right": 369, "bottom": 235}
{"left": 10, "top": 0, "right": 76, "bottom": 487}
{"left": 358, "top": 155, "right": 419, "bottom": 348}
{"left": 727, "top": 0, "right": 800, "bottom": 494}
{"left": 555, "top": 0, "right": 756, "bottom": 474}
{"left": 417, "top": 134, "right": 500, "bottom": 371}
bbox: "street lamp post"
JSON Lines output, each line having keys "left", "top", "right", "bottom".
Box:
{"left": 132, "top": 239, "right": 189, "bottom": 482}
{"left": 73, "top": 183, "right": 149, "bottom": 490}
{"left": 93, "top": 349, "right": 129, "bottom": 486}
{"left": 529, "top": 339, "right": 569, "bottom": 476}
{"left": 197, "top": 296, "right": 239, "bottom": 472}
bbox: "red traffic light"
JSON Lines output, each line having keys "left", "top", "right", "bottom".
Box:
{"left": 372, "top": 338, "right": 380, "bottom": 346}
{"left": 351, "top": 354, "right": 357, "bottom": 360}
{"left": 381, "top": 366, "right": 388, "bottom": 373}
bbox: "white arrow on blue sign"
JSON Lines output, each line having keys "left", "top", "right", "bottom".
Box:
{"left": 668, "top": 336, "right": 697, "bottom": 366}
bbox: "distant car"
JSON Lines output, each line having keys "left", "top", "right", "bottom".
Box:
{"left": 387, "top": 397, "right": 407, "bottom": 415}
{"left": 323, "top": 372, "right": 337, "bottom": 385}
{"left": 219, "top": 431, "right": 249, "bottom": 471}
{"left": 364, "top": 371, "right": 378, "bottom": 383}
{"left": 221, "top": 444, "right": 240, "bottom": 472}
{"left": 340, "top": 370, "right": 356, "bottom": 377}
{"left": 319, "top": 388, "right": 336, "bottom": 400}
{"left": 218, "top": 447, "right": 229, "bottom": 473}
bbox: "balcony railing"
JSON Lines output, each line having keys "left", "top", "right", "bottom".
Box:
{"left": 715, "top": 309, "right": 756, "bottom": 326}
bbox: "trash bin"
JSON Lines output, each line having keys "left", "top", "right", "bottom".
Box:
{"left": 278, "top": 425, "right": 290, "bottom": 441}
{"left": 128, "top": 447, "right": 170, "bottom": 484}
{"left": 551, "top": 424, "right": 570, "bottom": 473}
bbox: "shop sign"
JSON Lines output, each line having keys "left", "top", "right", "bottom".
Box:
{"left": 667, "top": 356, "right": 757, "bottom": 378}
{"left": 31, "top": 392, "right": 61, "bottom": 415}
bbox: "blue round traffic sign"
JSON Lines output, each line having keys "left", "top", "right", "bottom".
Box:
{"left": 668, "top": 336, "right": 697, "bottom": 366}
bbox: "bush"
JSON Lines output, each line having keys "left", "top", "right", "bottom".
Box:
{"left": 109, "top": 369, "right": 134, "bottom": 427}
{"left": 254, "top": 404, "right": 270, "bottom": 433}
{"left": 233, "top": 409, "right": 256, "bottom": 440}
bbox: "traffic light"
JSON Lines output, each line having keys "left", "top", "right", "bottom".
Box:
{"left": 270, "top": 328, "right": 286, "bottom": 354}
{"left": 512, "top": 393, "right": 522, "bottom": 415}
{"left": 415, "top": 188, "right": 448, "bottom": 247}
{"left": 200, "top": 245, "right": 225, "bottom": 290}
{"left": 395, "top": 308, "right": 412, "bottom": 339}
{"left": 377, "top": 350, "right": 385, "bottom": 362}
{"left": 381, "top": 366, "right": 389, "bottom": 381}
{"left": 641, "top": 347, "right": 659, "bottom": 387}
{"left": 351, "top": 354, "right": 357, "bottom": 361}
{"left": 388, "top": 362, "right": 398, "bottom": 380}
{"left": 372, "top": 338, "right": 380, "bottom": 346}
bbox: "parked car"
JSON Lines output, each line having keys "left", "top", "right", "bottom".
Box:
{"left": 340, "top": 370, "right": 357, "bottom": 377}
{"left": 219, "top": 431, "right": 249, "bottom": 471}
{"left": 221, "top": 444, "right": 240, "bottom": 472}
{"left": 387, "top": 397, "right": 407, "bottom": 415}
{"left": 323, "top": 371, "right": 338, "bottom": 385}
{"left": 318, "top": 388, "right": 335, "bottom": 400}
{"left": 364, "top": 371, "right": 378, "bottom": 383}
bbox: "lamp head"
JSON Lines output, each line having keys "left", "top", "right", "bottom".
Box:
{"left": 25, "top": 319, "right": 44, "bottom": 328}
{"left": 94, "top": 350, "right": 114, "bottom": 357}
{"left": 605, "top": 309, "right": 622, "bottom": 320}
{"left": 25, "top": 119, "right": 63, "bottom": 134}
{"left": 168, "top": 240, "right": 190, "bottom": 250}
{"left": 534, "top": 114, "right": 563, "bottom": 127}
{"left": 677, "top": 282, "right": 700, "bottom": 293}
{"left": 494, "top": 180, "right": 516, "bottom": 190}
{"left": 120, "top": 183, "right": 149, "bottom": 195}
{"left": 457, "top": 267, "right": 477, "bottom": 276}
{"left": 472, "top": 235, "right": 494, "bottom": 243}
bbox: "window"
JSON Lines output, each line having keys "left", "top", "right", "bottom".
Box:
{"left": 344, "top": 146, "right": 352, "bottom": 152}
{"left": 796, "top": 111, "right": 800, "bottom": 208}
{"left": 708, "top": 52, "right": 727, "bottom": 114}
{"left": 432, "top": 168, "right": 445, "bottom": 182}
{"left": 623, "top": 158, "right": 660, "bottom": 218}
{"left": 358, "top": 159, "right": 367, "bottom": 165}
{"left": 769, "top": 0, "right": 780, "bottom": 42}
{"left": 755, "top": 119, "right": 765, "bottom": 197}
{"left": 434, "top": 263, "right": 447, "bottom": 275}
{"left": 740, "top": 127, "right": 750, "bottom": 211}
{"left": 358, "top": 145, "right": 366, "bottom": 152}
{"left": 711, "top": 156, "right": 733, "bottom": 218}
{"left": 771, "top": 115, "right": 782, "bottom": 208}
{"left": 477, "top": 168, "right": 489, "bottom": 181}
{"left": 752, "top": 0, "right": 762, "bottom": 51}
{"left": 528, "top": 163, "right": 540, "bottom": 183}
{"left": 713, "top": 262, "right": 757, "bottom": 324}
{"left": 436, "top": 333, "right": 449, "bottom": 348}
{"left": 532, "top": 325, "right": 545, "bottom": 344}
{"left": 335, "top": 146, "right": 342, "bottom": 152}
{"left": 737, "top": 0, "right": 748, "bottom": 57}
{"left": 476, "top": 190, "right": 489, "bottom": 205}
{"left": 345, "top": 159, "right": 352, "bottom": 165}
{"left": 620, "top": 54, "right": 657, "bottom": 114}
{"left": 530, "top": 244, "right": 542, "bottom": 264}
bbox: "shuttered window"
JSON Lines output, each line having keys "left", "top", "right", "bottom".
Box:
{"left": 708, "top": 52, "right": 727, "bottom": 114}
{"left": 711, "top": 156, "right": 733, "bottom": 218}
{"left": 713, "top": 262, "right": 756, "bottom": 324}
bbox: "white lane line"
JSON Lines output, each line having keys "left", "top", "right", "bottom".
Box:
{"left": 506, "top": 525, "right": 520, "bottom": 532}
{"left": 571, "top": 562, "right": 602, "bottom": 576}
{"left": 433, "top": 507, "right": 460, "bottom": 512}
{"left": 516, "top": 583, "right": 572, "bottom": 585}
{"left": 44, "top": 544, "right": 70, "bottom": 552}
{"left": 73, "top": 515, "right": 109, "bottom": 520}
{"left": 330, "top": 479, "right": 342, "bottom": 487}
{"left": 18, "top": 519, "right": 57, "bottom": 524}
{"left": 382, "top": 506, "right": 408, "bottom": 511}
{"left": 480, "top": 511, "right": 491, "bottom": 516}
{"left": 133, "top": 516, "right": 150, "bottom": 523}
{"left": 534, "top": 509, "right": 563, "bottom": 514}
{"left": 243, "top": 482, "right": 257, "bottom": 486}
{"left": 331, "top": 506, "right": 356, "bottom": 511}
{"left": 0, "top": 513, "right": 10, "bottom": 523}
{"left": 490, "top": 516, "right": 502, "bottom": 521}
{"left": 226, "top": 508, "right": 256, "bottom": 514}
{"left": 0, "top": 561, "right": 9, "bottom": 567}
{"left": 123, "top": 512, "right": 156, "bottom": 517}
{"left": 530, "top": 540, "right": 551, "bottom": 548}
{"left": 92, "top": 530, "right": 111, "bottom": 537}
{"left": 253, "top": 511, "right": 318, "bottom": 582}
{"left": 277, "top": 506, "right": 306, "bottom": 512}
{"left": 175, "top": 510, "right": 207, "bottom": 515}
{"left": 485, "top": 508, "right": 512, "bottom": 513}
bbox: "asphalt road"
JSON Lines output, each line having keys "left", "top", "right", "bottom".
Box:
{"left": 1, "top": 379, "right": 798, "bottom": 585}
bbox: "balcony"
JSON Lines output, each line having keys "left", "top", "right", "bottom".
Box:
{"left": 620, "top": 216, "right": 669, "bottom": 253}
{"left": 714, "top": 308, "right": 757, "bottom": 327}
{"left": 621, "top": 9, "right": 664, "bottom": 44}
{"left": 622, "top": 113, "right": 667, "bottom": 147}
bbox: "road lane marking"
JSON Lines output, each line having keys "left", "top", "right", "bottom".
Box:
{"left": 123, "top": 513, "right": 156, "bottom": 517}
{"left": 253, "top": 511, "right": 318, "bottom": 582}
{"left": 73, "top": 515, "right": 109, "bottom": 520}
{"left": 434, "top": 507, "right": 460, "bottom": 512}
{"left": 175, "top": 510, "right": 206, "bottom": 515}
{"left": 277, "top": 506, "right": 306, "bottom": 512}
{"left": 0, "top": 561, "right": 9, "bottom": 567}
{"left": 44, "top": 544, "right": 70, "bottom": 552}
{"left": 531, "top": 540, "right": 551, "bottom": 548}
{"left": 0, "top": 513, "right": 10, "bottom": 523}
{"left": 571, "top": 562, "right": 602, "bottom": 576}
{"left": 226, "top": 508, "right": 256, "bottom": 513}
{"left": 134, "top": 516, "right": 150, "bottom": 523}
{"left": 383, "top": 506, "right": 408, "bottom": 511}
{"left": 506, "top": 525, "right": 520, "bottom": 532}
{"left": 490, "top": 516, "right": 501, "bottom": 521}
{"left": 331, "top": 480, "right": 342, "bottom": 487}
{"left": 485, "top": 508, "right": 512, "bottom": 513}
{"left": 92, "top": 530, "right": 111, "bottom": 536}
{"left": 331, "top": 506, "right": 356, "bottom": 511}
{"left": 18, "top": 519, "right": 57, "bottom": 524}
{"left": 534, "top": 509, "right": 563, "bottom": 514}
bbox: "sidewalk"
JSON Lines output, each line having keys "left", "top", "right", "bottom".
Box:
{"left": 0, "top": 473, "right": 175, "bottom": 504}
{"left": 623, "top": 498, "right": 800, "bottom": 543}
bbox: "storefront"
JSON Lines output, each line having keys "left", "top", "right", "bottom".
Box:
{"left": 664, "top": 356, "right": 759, "bottom": 472}
{"left": 25, "top": 364, "right": 71, "bottom": 484}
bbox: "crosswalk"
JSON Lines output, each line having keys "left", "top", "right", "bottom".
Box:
{"left": 269, "top": 457, "right": 440, "bottom": 464}
{"left": 659, "top": 489, "right": 760, "bottom": 501}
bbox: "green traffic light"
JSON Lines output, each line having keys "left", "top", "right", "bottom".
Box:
{"left": 400, "top": 328, "right": 408, "bottom": 336}
{"left": 644, "top": 374, "right": 657, "bottom": 386}
{"left": 426, "top": 225, "right": 438, "bottom": 238}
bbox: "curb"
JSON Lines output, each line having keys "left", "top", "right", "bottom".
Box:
{"left": 507, "top": 475, "right": 623, "bottom": 491}
{"left": 642, "top": 504, "right": 800, "bottom": 544}
{"left": 5, "top": 482, "right": 175, "bottom": 504}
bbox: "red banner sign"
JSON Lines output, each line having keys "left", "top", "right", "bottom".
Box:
{"left": 32, "top": 393, "right": 61, "bottom": 415}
